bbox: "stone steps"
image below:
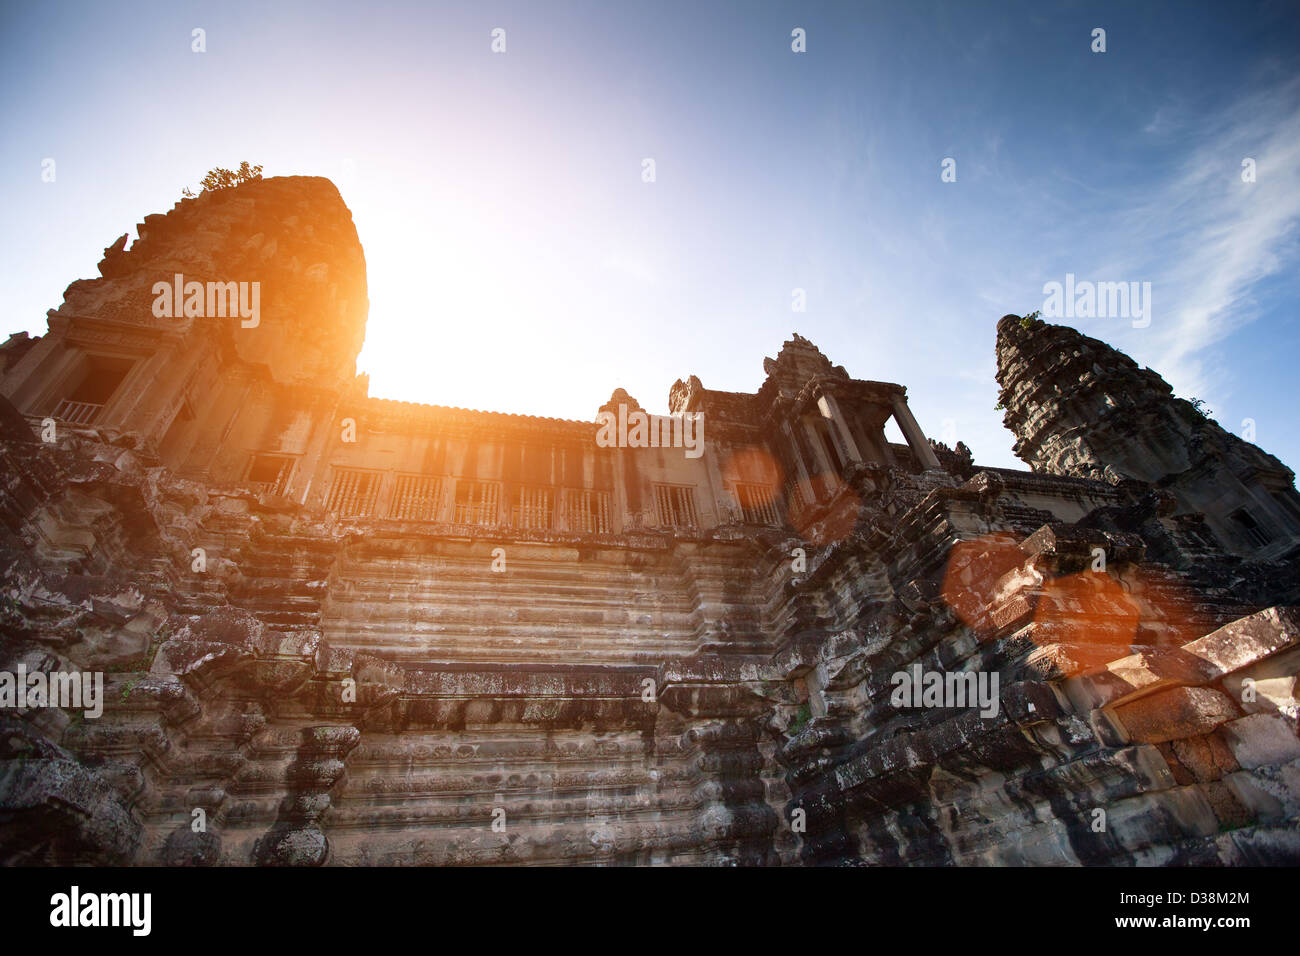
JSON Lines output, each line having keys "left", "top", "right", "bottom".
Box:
{"left": 311, "top": 544, "right": 770, "bottom": 663}
{"left": 328, "top": 628, "right": 707, "bottom": 663}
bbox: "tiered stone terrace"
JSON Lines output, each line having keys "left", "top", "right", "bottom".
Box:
{"left": 0, "top": 178, "right": 1297, "bottom": 866}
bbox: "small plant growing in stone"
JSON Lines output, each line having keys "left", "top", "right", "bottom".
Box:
{"left": 120, "top": 677, "right": 141, "bottom": 702}
{"left": 788, "top": 702, "right": 812, "bottom": 735}
{"left": 183, "top": 161, "right": 263, "bottom": 198}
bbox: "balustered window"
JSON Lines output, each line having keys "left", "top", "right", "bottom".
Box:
{"left": 733, "top": 482, "right": 780, "bottom": 526}
{"left": 512, "top": 486, "right": 554, "bottom": 529}
{"left": 326, "top": 467, "right": 382, "bottom": 517}
{"left": 654, "top": 483, "right": 698, "bottom": 530}
{"left": 563, "top": 488, "right": 612, "bottom": 534}
{"left": 390, "top": 474, "right": 442, "bottom": 521}
{"left": 453, "top": 480, "right": 501, "bottom": 526}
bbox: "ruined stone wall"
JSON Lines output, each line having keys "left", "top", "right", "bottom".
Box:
{"left": 0, "top": 426, "right": 794, "bottom": 864}
{"left": 1, "top": 182, "right": 1297, "bottom": 867}
{"left": 3, "top": 414, "right": 1297, "bottom": 865}
{"left": 774, "top": 467, "right": 1300, "bottom": 865}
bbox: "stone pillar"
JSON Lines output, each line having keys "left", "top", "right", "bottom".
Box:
{"left": 699, "top": 431, "right": 731, "bottom": 527}
{"left": 188, "top": 371, "right": 254, "bottom": 483}
{"left": 102, "top": 345, "right": 172, "bottom": 432}
{"left": 297, "top": 391, "right": 351, "bottom": 507}
{"left": 679, "top": 718, "right": 781, "bottom": 865}
{"left": 800, "top": 418, "right": 837, "bottom": 478}
{"left": 7, "top": 340, "right": 79, "bottom": 416}
{"left": 780, "top": 422, "right": 814, "bottom": 490}
{"left": 778, "top": 420, "right": 818, "bottom": 517}
{"left": 818, "top": 393, "right": 864, "bottom": 463}
{"left": 0, "top": 317, "right": 78, "bottom": 410}
{"left": 610, "top": 443, "right": 632, "bottom": 533}
{"left": 890, "top": 395, "right": 942, "bottom": 470}
{"left": 850, "top": 414, "right": 895, "bottom": 467}
{"left": 133, "top": 341, "right": 198, "bottom": 442}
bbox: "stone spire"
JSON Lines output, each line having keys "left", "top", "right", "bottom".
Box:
{"left": 759, "top": 333, "right": 848, "bottom": 399}
{"left": 53, "top": 175, "right": 369, "bottom": 388}
{"left": 995, "top": 313, "right": 1300, "bottom": 558}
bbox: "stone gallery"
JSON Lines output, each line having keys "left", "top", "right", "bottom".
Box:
{"left": 1, "top": 176, "right": 1297, "bottom": 865}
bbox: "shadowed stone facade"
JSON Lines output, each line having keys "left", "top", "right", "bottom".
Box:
{"left": 1, "top": 177, "right": 1297, "bottom": 865}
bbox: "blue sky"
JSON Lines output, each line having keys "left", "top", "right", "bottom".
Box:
{"left": 3, "top": 0, "right": 1298, "bottom": 470}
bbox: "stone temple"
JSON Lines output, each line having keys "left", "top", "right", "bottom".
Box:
{"left": 1, "top": 175, "right": 1298, "bottom": 866}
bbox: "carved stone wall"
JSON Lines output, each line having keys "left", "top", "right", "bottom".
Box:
{"left": 1, "top": 185, "right": 1297, "bottom": 866}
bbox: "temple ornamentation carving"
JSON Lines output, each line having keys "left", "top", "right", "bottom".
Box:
{"left": 0, "top": 178, "right": 1296, "bottom": 866}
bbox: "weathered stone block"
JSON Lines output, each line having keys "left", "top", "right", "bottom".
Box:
{"left": 1108, "top": 686, "right": 1239, "bottom": 745}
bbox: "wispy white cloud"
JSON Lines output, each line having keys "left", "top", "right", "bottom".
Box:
{"left": 1114, "top": 76, "right": 1300, "bottom": 396}
{"left": 831, "top": 74, "right": 1300, "bottom": 468}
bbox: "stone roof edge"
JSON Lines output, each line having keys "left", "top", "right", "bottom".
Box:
{"left": 357, "top": 394, "right": 596, "bottom": 432}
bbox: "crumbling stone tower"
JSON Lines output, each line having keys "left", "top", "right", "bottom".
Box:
{"left": 0, "top": 176, "right": 368, "bottom": 486}
{"left": 996, "top": 314, "right": 1300, "bottom": 561}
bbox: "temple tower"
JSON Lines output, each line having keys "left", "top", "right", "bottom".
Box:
{"left": 0, "top": 176, "right": 369, "bottom": 486}
{"left": 995, "top": 313, "right": 1300, "bottom": 559}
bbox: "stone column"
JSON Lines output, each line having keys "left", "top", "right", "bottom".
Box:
{"left": 24, "top": 347, "right": 84, "bottom": 416}
{"left": 818, "top": 393, "right": 864, "bottom": 463}
{"left": 778, "top": 420, "right": 818, "bottom": 517}
{"left": 2, "top": 322, "right": 81, "bottom": 416}
{"left": 890, "top": 395, "right": 942, "bottom": 470}
{"left": 610, "top": 445, "right": 632, "bottom": 533}
{"left": 780, "top": 421, "right": 814, "bottom": 490}
{"left": 800, "top": 417, "right": 841, "bottom": 496}
{"left": 134, "top": 341, "right": 197, "bottom": 442}
{"left": 850, "top": 414, "right": 895, "bottom": 467}
{"left": 699, "top": 429, "right": 731, "bottom": 527}
{"left": 190, "top": 371, "right": 254, "bottom": 483}
{"left": 94, "top": 346, "right": 167, "bottom": 430}
{"left": 289, "top": 391, "right": 341, "bottom": 506}
{"left": 2, "top": 334, "right": 76, "bottom": 412}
